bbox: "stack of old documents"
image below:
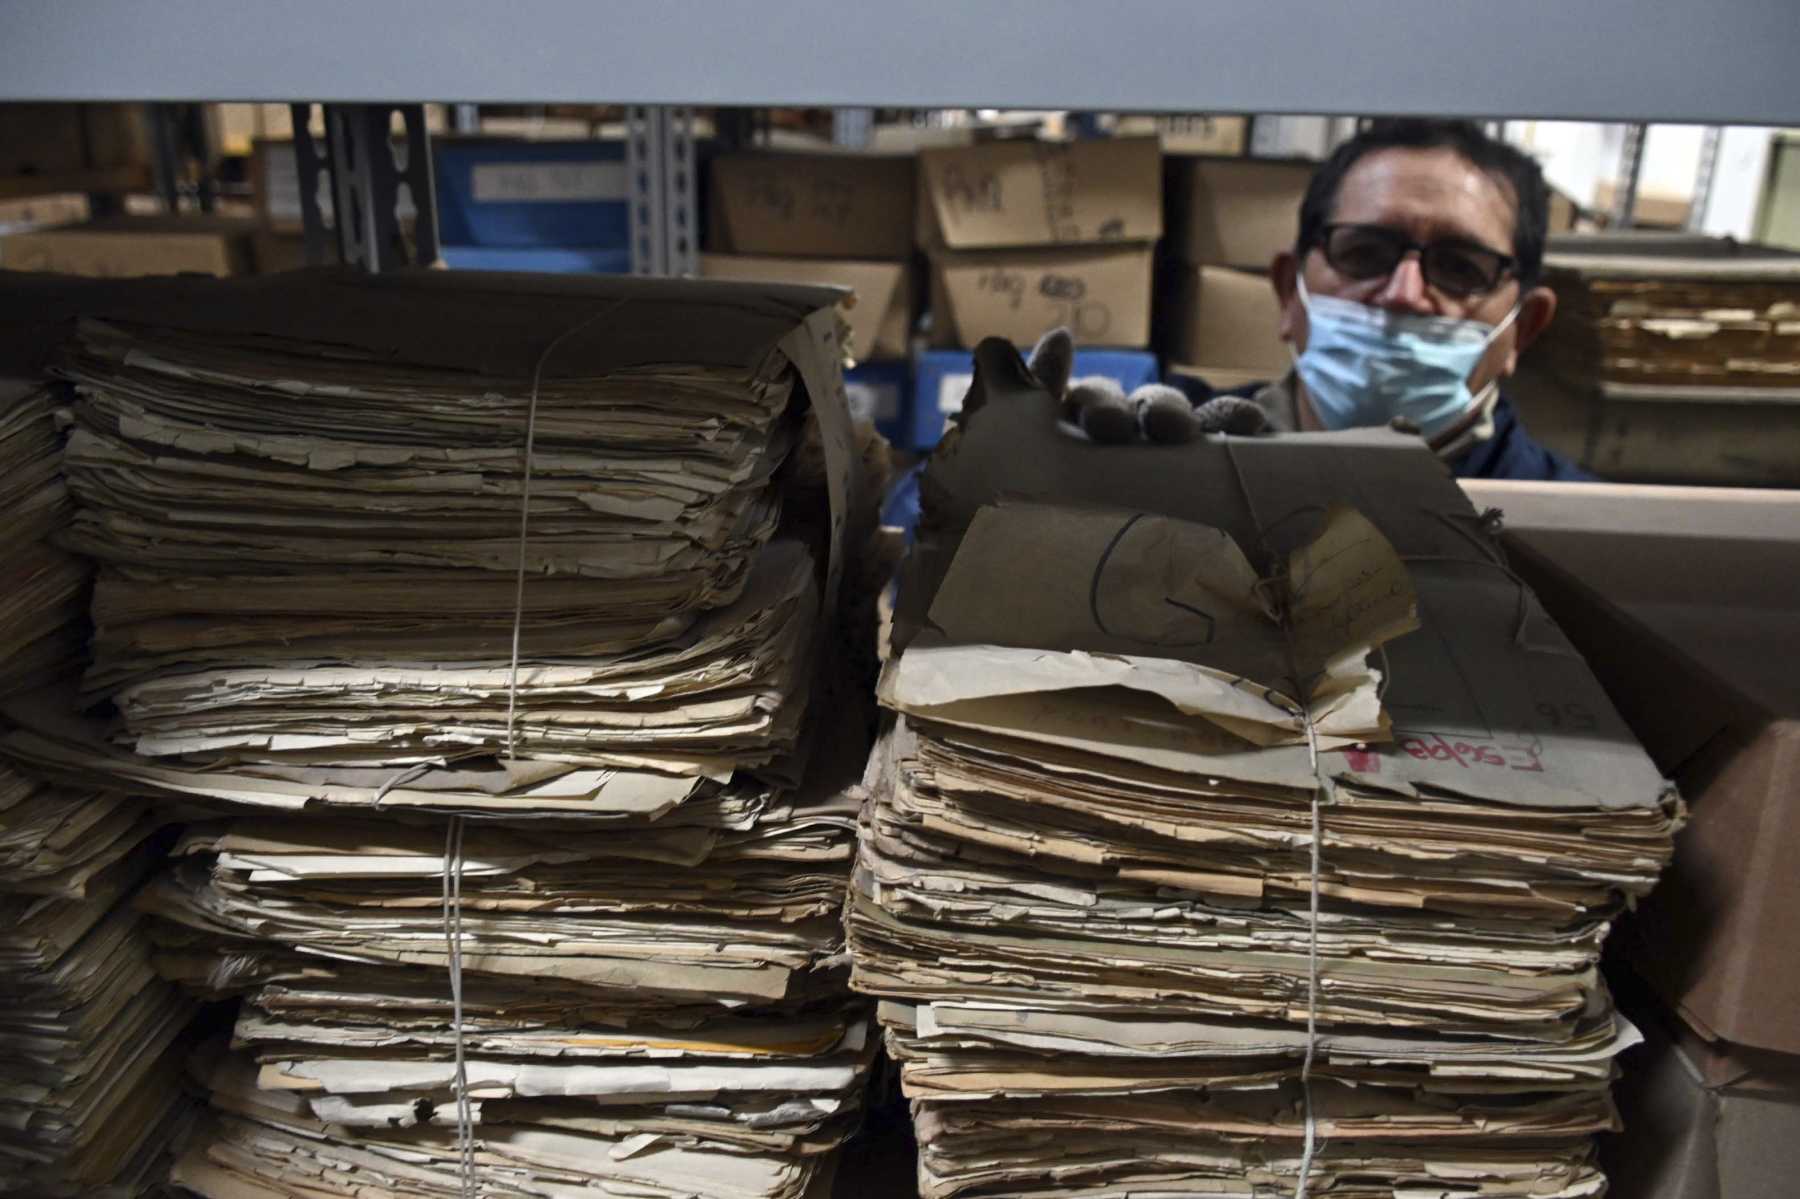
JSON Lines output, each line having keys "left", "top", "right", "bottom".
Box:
{"left": 0, "top": 377, "right": 87, "bottom": 698}
{"left": 1514, "top": 233, "right": 1800, "bottom": 484}
{"left": 846, "top": 342, "right": 1681, "bottom": 1198}
{"left": 0, "top": 823, "right": 196, "bottom": 1197}
{"left": 0, "top": 334, "right": 195, "bottom": 1195}
{"left": 0, "top": 270, "right": 872, "bottom": 1199}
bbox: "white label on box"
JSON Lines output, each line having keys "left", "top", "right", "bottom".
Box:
{"left": 845, "top": 381, "right": 901, "bottom": 425}
{"left": 471, "top": 162, "right": 628, "bottom": 203}
{"left": 937, "top": 372, "right": 975, "bottom": 415}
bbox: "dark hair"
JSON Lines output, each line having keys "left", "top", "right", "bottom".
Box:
{"left": 1296, "top": 119, "right": 1550, "bottom": 290}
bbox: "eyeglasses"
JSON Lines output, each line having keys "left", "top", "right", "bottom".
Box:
{"left": 1315, "top": 223, "right": 1516, "bottom": 298}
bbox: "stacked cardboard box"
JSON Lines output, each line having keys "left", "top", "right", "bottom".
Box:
{"left": 846, "top": 354, "right": 1680, "bottom": 1197}
{"left": 1510, "top": 233, "right": 1800, "bottom": 485}
{"left": 1464, "top": 477, "right": 1800, "bottom": 1199}
{"left": 0, "top": 104, "right": 152, "bottom": 195}
{"left": 0, "top": 269, "right": 875, "bottom": 1199}
{"left": 707, "top": 149, "right": 918, "bottom": 446}
{"left": 916, "top": 137, "right": 1161, "bottom": 351}
{"left": 1160, "top": 156, "right": 1313, "bottom": 392}
{"left": 0, "top": 215, "right": 260, "bottom": 279}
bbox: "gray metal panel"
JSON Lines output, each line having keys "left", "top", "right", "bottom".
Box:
{"left": 3, "top": 0, "right": 1797, "bottom": 124}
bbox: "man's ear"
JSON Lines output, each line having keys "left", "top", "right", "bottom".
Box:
{"left": 1271, "top": 251, "right": 1303, "bottom": 345}
{"left": 1499, "top": 285, "right": 1557, "bottom": 375}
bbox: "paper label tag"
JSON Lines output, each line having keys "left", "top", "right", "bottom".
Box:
{"left": 471, "top": 162, "right": 628, "bottom": 203}
{"left": 936, "top": 372, "right": 975, "bottom": 415}
{"left": 845, "top": 380, "right": 900, "bottom": 424}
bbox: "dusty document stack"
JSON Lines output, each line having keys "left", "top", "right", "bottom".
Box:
{"left": 0, "top": 377, "right": 87, "bottom": 698}
{"left": 846, "top": 345, "right": 1681, "bottom": 1197}
{"left": 0, "top": 355, "right": 193, "bottom": 1194}
{"left": 0, "top": 768, "right": 194, "bottom": 1197}
{"left": 0, "top": 270, "right": 872, "bottom": 1199}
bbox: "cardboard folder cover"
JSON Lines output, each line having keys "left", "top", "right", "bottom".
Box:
{"left": 929, "top": 243, "right": 1154, "bottom": 349}
{"left": 701, "top": 252, "right": 912, "bottom": 360}
{"left": 1170, "top": 157, "right": 1314, "bottom": 269}
{"left": 0, "top": 216, "right": 257, "bottom": 278}
{"left": 710, "top": 151, "right": 915, "bottom": 261}
{"left": 916, "top": 136, "right": 1162, "bottom": 251}
{"left": 1462, "top": 478, "right": 1800, "bottom": 1054}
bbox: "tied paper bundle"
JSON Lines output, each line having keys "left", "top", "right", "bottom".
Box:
{"left": 151, "top": 789, "right": 869, "bottom": 1199}
{"left": 57, "top": 304, "right": 820, "bottom": 773}
{"left": 0, "top": 843, "right": 196, "bottom": 1196}
{"left": 0, "top": 271, "right": 875, "bottom": 1199}
{"left": 0, "top": 343, "right": 192, "bottom": 1197}
{"left": 140, "top": 725, "right": 876, "bottom": 1199}
{"left": 844, "top": 342, "right": 1681, "bottom": 1199}
{"left": 0, "top": 379, "right": 88, "bottom": 699}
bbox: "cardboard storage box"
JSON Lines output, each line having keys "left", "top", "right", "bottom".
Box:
{"left": 0, "top": 216, "right": 257, "bottom": 278}
{"left": 1169, "top": 157, "right": 1313, "bottom": 270}
{"left": 928, "top": 243, "right": 1154, "bottom": 350}
{"left": 709, "top": 151, "right": 915, "bottom": 261}
{"left": 916, "top": 136, "right": 1162, "bottom": 251}
{"left": 701, "top": 253, "right": 913, "bottom": 361}
{"left": 1606, "top": 994, "right": 1800, "bottom": 1199}
{"left": 908, "top": 346, "right": 1158, "bottom": 451}
{"left": 915, "top": 138, "right": 1161, "bottom": 350}
{"left": 1163, "top": 263, "right": 1288, "bottom": 377}
{"left": 1462, "top": 478, "right": 1800, "bottom": 1054}
{"left": 1121, "top": 115, "right": 1249, "bottom": 157}
{"left": 0, "top": 194, "right": 89, "bottom": 234}
{"left": 0, "top": 103, "right": 151, "bottom": 180}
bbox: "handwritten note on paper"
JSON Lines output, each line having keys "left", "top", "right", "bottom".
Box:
{"left": 1287, "top": 506, "right": 1421, "bottom": 684}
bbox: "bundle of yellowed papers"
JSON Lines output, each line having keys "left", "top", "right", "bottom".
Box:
{"left": 0, "top": 379, "right": 88, "bottom": 701}
{"left": 0, "top": 845, "right": 196, "bottom": 1196}
{"left": 843, "top": 350, "right": 1681, "bottom": 1198}
{"left": 0, "top": 269, "right": 873, "bottom": 1199}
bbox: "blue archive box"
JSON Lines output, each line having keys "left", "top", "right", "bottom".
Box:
{"left": 434, "top": 140, "right": 630, "bottom": 249}
{"left": 843, "top": 360, "right": 911, "bottom": 445}
{"left": 907, "top": 347, "right": 1159, "bottom": 451}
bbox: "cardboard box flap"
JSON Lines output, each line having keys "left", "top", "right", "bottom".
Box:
{"left": 1607, "top": 993, "right": 1800, "bottom": 1199}
{"left": 918, "top": 137, "right": 1162, "bottom": 250}
{"left": 710, "top": 151, "right": 915, "bottom": 260}
{"left": 896, "top": 341, "right": 1673, "bottom": 813}
{"left": 700, "top": 254, "right": 909, "bottom": 361}
{"left": 0, "top": 267, "right": 846, "bottom": 378}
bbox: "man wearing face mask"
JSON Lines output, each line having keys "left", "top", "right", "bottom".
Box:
{"left": 1250, "top": 118, "right": 1590, "bottom": 480}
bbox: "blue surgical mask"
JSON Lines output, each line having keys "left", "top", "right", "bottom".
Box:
{"left": 1292, "top": 276, "right": 1520, "bottom": 443}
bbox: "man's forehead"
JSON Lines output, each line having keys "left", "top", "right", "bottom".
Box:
{"left": 1329, "top": 147, "right": 1517, "bottom": 248}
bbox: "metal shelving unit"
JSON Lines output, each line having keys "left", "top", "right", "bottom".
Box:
{"left": 3, "top": 0, "right": 1797, "bottom": 124}
{"left": 3, "top": 2, "right": 1796, "bottom": 269}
